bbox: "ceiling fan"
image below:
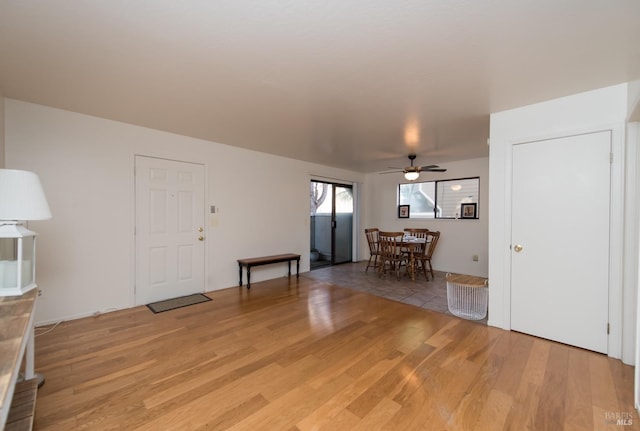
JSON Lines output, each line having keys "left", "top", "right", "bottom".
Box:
{"left": 383, "top": 154, "right": 446, "bottom": 181}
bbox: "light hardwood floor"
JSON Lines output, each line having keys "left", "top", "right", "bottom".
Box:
{"left": 33, "top": 273, "right": 637, "bottom": 430}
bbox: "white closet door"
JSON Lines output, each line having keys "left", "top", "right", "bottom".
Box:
{"left": 511, "top": 131, "right": 610, "bottom": 353}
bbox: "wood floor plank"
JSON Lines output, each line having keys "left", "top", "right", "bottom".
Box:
{"left": 315, "top": 408, "right": 360, "bottom": 431}
{"left": 563, "top": 348, "right": 595, "bottom": 431}
{"left": 533, "top": 343, "right": 570, "bottom": 430}
{"left": 589, "top": 353, "right": 621, "bottom": 414}
{"left": 297, "top": 348, "right": 405, "bottom": 430}
{"left": 382, "top": 388, "right": 429, "bottom": 431}
{"left": 502, "top": 338, "right": 551, "bottom": 430}
{"left": 352, "top": 397, "right": 402, "bottom": 431}
{"left": 31, "top": 272, "right": 639, "bottom": 430}
{"left": 191, "top": 393, "right": 270, "bottom": 431}
{"left": 225, "top": 375, "right": 354, "bottom": 431}
{"left": 472, "top": 388, "right": 514, "bottom": 431}
{"left": 346, "top": 343, "right": 434, "bottom": 418}
{"left": 491, "top": 332, "right": 534, "bottom": 397}
{"left": 132, "top": 363, "right": 286, "bottom": 430}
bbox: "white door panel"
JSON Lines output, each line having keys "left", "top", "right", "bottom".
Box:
{"left": 135, "top": 156, "right": 205, "bottom": 304}
{"left": 511, "top": 131, "right": 610, "bottom": 353}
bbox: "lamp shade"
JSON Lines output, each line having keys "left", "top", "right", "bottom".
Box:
{"left": 0, "top": 169, "right": 52, "bottom": 221}
{"left": 404, "top": 171, "right": 420, "bottom": 181}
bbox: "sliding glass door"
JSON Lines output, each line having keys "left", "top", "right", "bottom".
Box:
{"left": 310, "top": 181, "right": 353, "bottom": 269}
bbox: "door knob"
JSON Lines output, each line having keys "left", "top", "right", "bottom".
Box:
{"left": 198, "top": 236, "right": 205, "bottom": 241}
{"left": 198, "top": 227, "right": 204, "bottom": 232}
{"left": 514, "top": 244, "right": 523, "bottom": 252}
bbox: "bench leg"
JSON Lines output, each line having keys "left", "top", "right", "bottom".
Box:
{"left": 238, "top": 263, "right": 243, "bottom": 287}
{"left": 296, "top": 258, "right": 300, "bottom": 279}
{"left": 247, "top": 267, "right": 251, "bottom": 289}
{"left": 288, "top": 261, "right": 291, "bottom": 277}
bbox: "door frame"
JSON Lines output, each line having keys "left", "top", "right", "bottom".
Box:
{"left": 500, "top": 124, "right": 625, "bottom": 358}
{"left": 133, "top": 154, "right": 207, "bottom": 305}
{"left": 330, "top": 183, "right": 354, "bottom": 265}
{"left": 309, "top": 177, "right": 357, "bottom": 267}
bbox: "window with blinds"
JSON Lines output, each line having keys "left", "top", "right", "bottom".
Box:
{"left": 398, "top": 177, "right": 479, "bottom": 219}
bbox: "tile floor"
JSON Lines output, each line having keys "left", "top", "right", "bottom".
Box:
{"left": 302, "top": 260, "right": 488, "bottom": 324}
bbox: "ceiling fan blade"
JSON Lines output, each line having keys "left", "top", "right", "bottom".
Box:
{"left": 422, "top": 167, "right": 447, "bottom": 172}
{"left": 379, "top": 170, "right": 403, "bottom": 174}
{"left": 419, "top": 165, "right": 439, "bottom": 170}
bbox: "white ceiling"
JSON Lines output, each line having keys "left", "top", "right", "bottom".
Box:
{"left": 1, "top": 1, "right": 639, "bottom": 172}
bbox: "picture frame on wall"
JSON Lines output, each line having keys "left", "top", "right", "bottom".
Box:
{"left": 460, "top": 203, "right": 477, "bottom": 219}
{"left": 398, "top": 204, "right": 410, "bottom": 218}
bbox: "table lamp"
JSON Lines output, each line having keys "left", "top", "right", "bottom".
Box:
{"left": 0, "top": 169, "right": 51, "bottom": 296}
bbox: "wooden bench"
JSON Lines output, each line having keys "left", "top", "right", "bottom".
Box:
{"left": 237, "top": 253, "right": 301, "bottom": 289}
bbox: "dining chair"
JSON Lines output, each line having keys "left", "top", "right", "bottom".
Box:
{"left": 378, "top": 231, "right": 407, "bottom": 279}
{"left": 404, "top": 228, "right": 429, "bottom": 235}
{"left": 364, "top": 228, "right": 381, "bottom": 272}
{"left": 416, "top": 230, "right": 440, "bottom": 280}
{"left": 403, "top": 228, "right": 429, "bottom": 253}
{"left": 404, "top": 228, "right": 429, "bottom": 280}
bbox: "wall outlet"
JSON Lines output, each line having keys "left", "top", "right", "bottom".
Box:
{"left": 472, "top": 255, "right": 479, "bottom": 262}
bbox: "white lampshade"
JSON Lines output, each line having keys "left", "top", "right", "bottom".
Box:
{"left": 0, "top": 169, "right": 52, "bottom": 221}
{"left": 404, "top": 171, "right": 420, "bottom": 181}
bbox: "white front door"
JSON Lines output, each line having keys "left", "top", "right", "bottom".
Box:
{"left": 135, "top": 156, "right": 205, "bottom": 304}
{"left": 511, "top": 131, "right": 611, "bottom": 353}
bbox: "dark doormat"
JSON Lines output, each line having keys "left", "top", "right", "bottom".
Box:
{"left": 146, "top": 293, "right": 211, "bottom": 314}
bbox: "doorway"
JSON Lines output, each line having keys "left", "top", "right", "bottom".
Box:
{"left": 310, "top": 181, "right": 353, "bottom": 269}
{"left": 135, "top": 156, "right": 206, "bottom": 304}
{"left": 510, "top": 131, "right": 611, "bottom": 353}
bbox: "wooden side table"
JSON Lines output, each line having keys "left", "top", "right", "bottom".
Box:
{"left": 0, "top": 289, "right": 38, "bottom": 430}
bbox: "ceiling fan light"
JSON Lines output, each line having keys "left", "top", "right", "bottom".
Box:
{"left": 404, "top": 171, "right": 420, "bottom": 181}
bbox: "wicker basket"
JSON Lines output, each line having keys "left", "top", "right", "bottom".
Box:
{"left": 446, "top": 273, "right": 488, "bottom": 320}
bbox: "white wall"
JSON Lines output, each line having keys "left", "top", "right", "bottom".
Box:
{"left": 489, "top": 83, "right": 631, "bottom": 362}
{"left": 5, "top": 99, "right": 365, "bottom": 324}
{"left": 363, "top": 157, "right": 489, "bottom": 277}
